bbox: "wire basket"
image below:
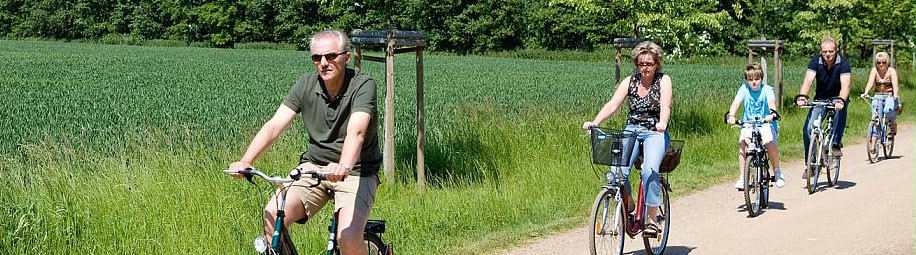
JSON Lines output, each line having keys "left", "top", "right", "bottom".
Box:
{"left": 590, "top": 128, "right": 638, "bottom": 167}
{"left": 634, "top": 140, "right": 685, "bottom": 173}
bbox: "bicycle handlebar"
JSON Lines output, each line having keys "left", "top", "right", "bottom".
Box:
{"left": 798, "top": 100, "right": 837, "bottom": 109}
{"left": 722, "top": 110, "right": 780, "bottom": 126}
{"left": 223, "top": 168, "right": 331, "bottom": 186}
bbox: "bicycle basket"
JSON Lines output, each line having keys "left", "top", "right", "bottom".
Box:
{"left": 590, "top": 128, "right": 637, "bottom": 167}
{"left": 659, "top": 140, "right": 685, "bottom": 173}
{"left": 634, "top": 139, "right": 685, "bottom": 173}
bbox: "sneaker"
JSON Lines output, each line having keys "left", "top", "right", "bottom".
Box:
{"left": 832, "top": 146, "right": 843, "bottom": 157}
{"left": 734, "top": 178, "right": 744, "bottom": 190}
{"left": 774, "top": 171, "right": 786, "bottom": 188}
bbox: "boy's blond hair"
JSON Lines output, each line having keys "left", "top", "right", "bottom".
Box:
{"left": 744, "top": 63, "right": 763, "bottom": 80}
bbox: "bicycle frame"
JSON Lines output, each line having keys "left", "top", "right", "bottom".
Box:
{"left": 224, "top": 169, "right": 391, "bottom": 255}
{"left": 603, "top": 149, "right": 667, "bottom": 238}
{"left": 738, "top": 118, "right": 772, "bottom": 216}
{"left": 866, "top": 95, "right": 890, "bottom": 145}
{"left": 805, "top": 102, "right": 837, "bottom": 168}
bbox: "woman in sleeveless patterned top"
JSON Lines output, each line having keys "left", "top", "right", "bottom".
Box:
{"left": 583, "top": 41, "right": 672, "bottom": 236}
{"left": 860, "top": 51, "right": 899, "bottom": 135}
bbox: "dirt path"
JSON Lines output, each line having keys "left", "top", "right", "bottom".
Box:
{"left": 501, "top": 123, "right": 915, "bottom": 255}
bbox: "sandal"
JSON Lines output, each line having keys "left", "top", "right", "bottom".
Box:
{"left": 643, "top": 222, "right": 661, "bottom": 237}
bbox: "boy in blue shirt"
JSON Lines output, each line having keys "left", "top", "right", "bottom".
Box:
{"left": 726, "top": 63, "right": 785, "bottom": 189}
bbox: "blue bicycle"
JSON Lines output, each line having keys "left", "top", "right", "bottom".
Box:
{"left": 861, "top": 94, "right": 896, "bottom": 163}
{"left": 224, "top": 168, "right": 392, "bottom": 255}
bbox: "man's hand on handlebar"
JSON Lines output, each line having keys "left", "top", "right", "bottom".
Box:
{"left": 832, "top": 97, "right": 846, "bottom": 111}
{"left": 323, "top": 163, "right": 351, "bottom": 182}
{"left": 228, "top": 161, "right": 252, "bottom": 179}
{"left": 795, "top": 94, "right": 808, "bottom": 107}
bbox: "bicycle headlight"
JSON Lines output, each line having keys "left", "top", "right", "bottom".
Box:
{"left": 254, "top": 236, "right": 268, "bottom": 253}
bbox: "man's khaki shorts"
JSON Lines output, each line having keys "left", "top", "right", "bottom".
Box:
{"left": 287, "top": 162, "right": 379, "bottom": 223}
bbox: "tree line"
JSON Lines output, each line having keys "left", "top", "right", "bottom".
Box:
{"left": 1, "top": 0, "right": 912, "bottom": 59}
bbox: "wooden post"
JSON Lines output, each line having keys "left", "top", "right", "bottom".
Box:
{"left": 773, "top": 43, "right": 782, "bottom": 109}
{"left": 415, "top": 48, "right": 425, "bottom": 190}
{"left": 612, "top": 38, "right": 648, "bottom": 85}
{"left": 615, "top": 48, "right": 621, "bottom": 84}
{"left": 350, "top": 29, "right": 426, "bottom": 186}
{"left": 872, "top": 44, "right": 877, "bottom": 67}
{"left": 747, "top": 39, "right": 785, "bottom": 109}
{"left": 747, "top": 48, "right": 754, "bottom": 64}
{"left": 890, "top": 44, "right": 896, "bottom": 68}
{"left": 354, "top": 44, "right": 362, "bottom": 73}
{"left": 872, "top": 39, "right": 897, "bottom": 68}
{"left": 383, "top": 33, "right": 396, "bottom": 182}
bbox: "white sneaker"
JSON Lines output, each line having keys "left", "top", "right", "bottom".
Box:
{"left": 774, "top": 171, "right": 786, "bottom": 188}
{"left": 734, "top": 178, "right": 744, "bottom": 190}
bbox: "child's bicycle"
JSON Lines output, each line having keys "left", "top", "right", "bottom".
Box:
{"left": 223, "top": 168, "right": 392, "bottom": 255}
{"left": 724, "top": 112, "right": 780, "bottom": 217}
{"left": 860, "top": 94, "right": 896, "bottom": 162}
{"left": 798, "top": 99, "right": 841, "bottom": 194}
{"left": 585, "top": 126, "right": 685, "bottom": 255}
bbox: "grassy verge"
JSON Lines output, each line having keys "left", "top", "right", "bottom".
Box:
{"left": 0, "top": 40, "right": 912, "bottom": 254}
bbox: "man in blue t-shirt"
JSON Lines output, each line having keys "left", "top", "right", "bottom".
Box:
{"left": 795, "top": 37, "right": 851, "bottom": 178}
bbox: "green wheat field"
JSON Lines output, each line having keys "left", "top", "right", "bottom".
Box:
{"left": 1, "top": 40, "right": 912, "bottom": 254}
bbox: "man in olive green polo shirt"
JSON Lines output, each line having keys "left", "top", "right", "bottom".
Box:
{"left": 228, "top": 29, "right": 381, "bottom": 255}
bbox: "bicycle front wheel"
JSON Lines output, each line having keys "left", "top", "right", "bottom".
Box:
{"left": 744, "top": 154, "right": 763, "bottom": 217}
{"left": 588, "top": 188, "right": 625, "bottom": 255}
{"left": 806, "top": 133, "right": 821, "bottom": 194}
{"left": 827, "top": 155, "right": 840, "bottom": 187}
{"left": 866, "top": 121, "right": 880, "bottom": 163}
{"left": 642, "top": 182, "right": 670, "bottom": 255}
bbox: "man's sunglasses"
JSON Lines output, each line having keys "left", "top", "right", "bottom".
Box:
{"left": 311, "top": 51, "right": 347, "bottom": 62}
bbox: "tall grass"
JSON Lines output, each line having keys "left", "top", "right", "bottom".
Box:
{"left": 0, "top": 40, "right": 912, "bottom": 254}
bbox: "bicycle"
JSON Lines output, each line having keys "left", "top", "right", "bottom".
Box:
{"left": 798, "top": 99, "right": 842, "bottom": 194}
{"left": 223, "top": 168, "right": 392, "bottom": 255}
{"left": 724, "top": 112, "right": 780, "bottom": 217}
{"left": 586, "top": 126, "right": 684, "bottom": 255}
{"left": 861, "top": 94, "right": 896, "bottom": 163}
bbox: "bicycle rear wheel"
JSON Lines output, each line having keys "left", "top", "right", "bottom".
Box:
{"left": 328, "top": 233, "right": 388, "bottom": 255}
{"left": 866, "top": 121, "right": 880, "bottom": 163}
{"left": 642, "top": 182, "right": 670, "bottom": 255}
{"left": 883, "top": 119, "right": 895, "bottom": 158}
{"left": 743, "top": 154, "right": 763, "bottom": 217}
{"left": 806, "top": 134, "right": 821, "bottom": 194}
{"left": 364, "top": 233, "right": 388, "bottom": 255}
{"left": 589, "top": 188, "right": 625, "bottom": 255}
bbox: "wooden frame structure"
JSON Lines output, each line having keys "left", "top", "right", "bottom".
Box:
{"left": 612, "top": 37, "right": 649, "bottom": 84}
{"left": 872, "top": 39, "right": 896, "bottom": 68}
{"left": 747, "top": 40, "right": 785, "bottom": 109}
{"left": 350, "top": 29, "right": 427, "bottom": 189}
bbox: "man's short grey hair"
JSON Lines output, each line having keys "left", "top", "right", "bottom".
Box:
{"left": 821, "top": 36, "right": 837, "bottom": 48}
{"left": 310, "top": 29, "right": 351, "bottom": 52}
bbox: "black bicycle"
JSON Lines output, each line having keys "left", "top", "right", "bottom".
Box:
{"left": 224, "top": 168, "right": 392, "bottom": 255}
{"left": 724, "top": 112, "right": 780, "bottom": 217}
